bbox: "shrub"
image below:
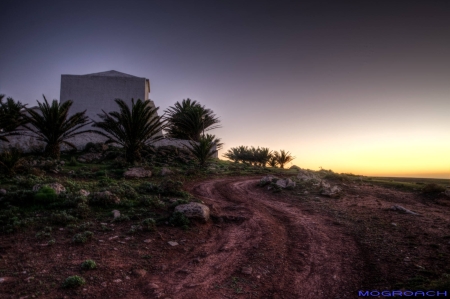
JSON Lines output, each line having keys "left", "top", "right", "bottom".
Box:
{"left": 169, "top": 211, "right": 190, "bottom": 229}
{"left": 142, "top": 218, "right": 156, "bottom": 231}
{"left": 63, "top": 275, "right": 85, "bottom": 288}
{"left": 34, "top": 186, "right": 58, "bottom": 204}
{"left": 0, "top": 148, "right": 25, "bottom": 176}
{"left": 81, "top": 259, "right": 97, "bottom": 270}
{"left": 67, "top": 156, "right": 79, "bottom": 166}
{"left": 158, "top": 179, "right": 184, "bottom": 196}
{"left": 422, "top": 183, "right": 446, "bottom": 194}
{"left": 72, "top": 231, "right": 94, "bottom": 243}
{"left": 50, "top": 211, "right": 77, "bottom": 225}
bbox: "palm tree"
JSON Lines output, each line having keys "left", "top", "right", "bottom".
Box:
{"left": 186, "top": 134, "right": 221, "bottom": 166}
{"left": 92, "top": 98, "right": 165, "bottom": 164}
{"left": 0, "top": 95, "right": 28, "bottom": 142}
{"left": 255, "top": 147, "right": 272, "bottom": 167}
{"left": 268, "top": 155, "right": 278, "bottom": 168}
{"left": 223, "top": 147, "right": 240, "bottom": 163}
{"left": 274, "top": 150, "right": 295, "bottom": 169}
{"left": 165, "top": 98, "right": 220, "bottom": 142}
{"left": 22, "top": 96, "right": 92, "bottom": 159}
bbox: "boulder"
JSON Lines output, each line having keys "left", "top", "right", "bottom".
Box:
{"left": 91, "top": 191, "right": 120, "bottom": 205}
{"left": 276, "top": 178, "right": 296, "bottom": 189}
{"left": 0, "top": 189, "right": 6, "bottom": 195}
{"left": 174, "top": 202, "right": 210, "bottom": 222}
{"left": 124, "top": 167, "right": 152, "bottom": 179}
{"left": 32, "top": 183, "right": 66, "bottom": 194}
{"left": 260, "top": 175, "right": 278, "bottom": 186}
{"left": 321, "top": 185, "right": 342, "bottom": 198}
{"left": 297, "top": 169, "right": 320, "bottom": 182}
{"left": 111, "top": 210, "right": 121, "bottom": 218}
{"left": 79, "top": 189, "right": 90, "bottom": 197}
{"left": 77, "top": 153, "right": 102, "bottom": 163}
{"left": 160, "top": 167, "right": 173, "bottom": 176}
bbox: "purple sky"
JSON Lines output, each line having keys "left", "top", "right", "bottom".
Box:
{"left": 1, "top": 0, "right": 449, "bottom": 178}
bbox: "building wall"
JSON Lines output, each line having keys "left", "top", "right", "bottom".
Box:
{"left": 60, "top": 74, "right": 155, "bottom": 126}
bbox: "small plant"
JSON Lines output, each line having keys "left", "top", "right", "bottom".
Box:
{"left": 422, "top": 183, "right": 445, "bottom": 194}
{"left": 81, "top": 259, "right": 97, "bottom": 270}
{"left": 50, "top": 211, "right": 77, "bottom": 225}
{"left": 67, "top": 156, "right": 79, "bottom": 166}
{"left": 169, "top": 211, "right": 190, "bottom": 229}
{"left": 62, "top": 275, "right": 85, "bottom": 288}
{"left": 127, "top": 225, "right": 142, "bottom": 235}
{"left": 72, "top": 231, "right": 94, "bottom": 244}
{"left": 47, "top": 239, "right": 55, "bottom": 245}
{"left": 0, "top": 148, "right": 25, "bottom": 176}
{"left": 142, "top": 218, "right": 156, "bottom": 231}
{"left": 34, "top": 186, "right": 58, "bottom": 204}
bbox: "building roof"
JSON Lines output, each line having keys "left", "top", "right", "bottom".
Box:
{"left": 82, "top": 70, "right": 140, "bottom": 78}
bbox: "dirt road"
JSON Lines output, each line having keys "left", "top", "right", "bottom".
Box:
{"left": 147, "top": 177, "right": 363, "bottom": 298}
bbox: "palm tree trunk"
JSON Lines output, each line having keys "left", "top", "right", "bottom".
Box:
{"left": 44, "top": 143, "right": 60, "bottom": 159}
{"left": 126, "top": 147, "right": 141, "bottom": 164}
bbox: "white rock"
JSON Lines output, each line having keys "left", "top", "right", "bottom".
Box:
{"left": 160, "top": 167, "right": 173, "bottom": 176}
{"left": 124, "top": 167, "right": 152, "bottom": 179}
{"left": 0, "top": 189, "right": 6, "bottom": 195}
{"left": 79, "top": 189, "right": 90, "bottom": 197}
{"left": 174, "top": 202, "right": 210, "bottom": 222}
{"left": 112, "top": 210, "right": 121, "bottom": 218}
{"left": 113, "top": 279, "right": 122, "bottom": 283}
{"left": 168, "top": 241, "right": 179, "bottom": 246}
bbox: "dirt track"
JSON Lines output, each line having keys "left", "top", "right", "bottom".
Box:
{"left": 147, "top": 177, "right": 363, "bottom": 298}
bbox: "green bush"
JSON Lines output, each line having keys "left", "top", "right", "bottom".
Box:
{"left": 422, "top": 183, "right": 446, "bottom": 194}
{"left": 50, "top": 211, "right": 77, "bottom": 225}
{"left": 0, "top": 148, "right": 25, "bottom": 176}
{"left": 81, "top": 259, "right": 96, "bottom": 270}
{"left": 67, "top": 156, "right": 79, "bottom": 166}
{"left": 158, "top": 179, "right": 184, "bottom": 196}
{"left": 142, "top": 218, "right": 156, "bottom": 231}
{"left": 63, "top": 275, "right": 85, "bottom": 288}
{"left": 169, "top": 211, "right": 190, "bottom": 229}
{"left": 72, "top": 231, "right": 94, "bottom": 243}
{"left": 34, "top": 186, "right": 58, "bottom": 204}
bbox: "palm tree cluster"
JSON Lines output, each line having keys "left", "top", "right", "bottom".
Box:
{"left": 0, "top": 95, "right": 28, "bottom": 142}
{"left": 164, "top": 98, "right": 220, "bottom": 142}
{"left": 223, "top": 146, "right": 295, "bottom": 168}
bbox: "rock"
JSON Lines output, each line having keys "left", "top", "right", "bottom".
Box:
{"left": 101, "top": 282, "right": 107, "bottom": 287}
{"left": 276, "top": 179, "right": 287, "bottom": 188}
{"left": 174, "top": 202, "right": 210, "bottom": 222}
{"left": 0, "top": 189, "right": 6, "bottom": 195}
{"left": 68, "top": 170, "right": 75, "bottom": 175}
{"left": 391, "top": 223, "right": 397, "bottom": 226}
{"left": 91, "top": 191, "right": 120, "bottom": 205}
{"left": 79, "top": 189, "right": 90, "bottom": 197}
{"left": 297, "top": 169, "right": 320, "bottom": 182}
{"left": 168, "top": 241, "right": 179, "bottom": 246}
{"left": 132, "top": 269, "right": 147, "bottom": 277}
{"left": 321, "top": 185, "right": 342, "bottom": 198}
{"left": 143, "top": 239, "right": 153, "bottom": 243}
{"left": 391, "top": 205, "right": 419, "bottom": 215}
{"left": 275, "top": 178, "right": 296, "bottom": 189}
{"left": 147, "top": 283, "right": 159, "bottom": 289}
{"left": 32, "top": 183, "right": 66, "bottom": 194}
{"left": 124, "top": 167, "right": 152, "bottom": 179}
{"left": 289, "top": 165, "right": 301, "bottom": 170}
{"left": 241, "top": 266, "right": 253, "bottom": 275}
{"left": 77, "top": 153, "right": 102, "bottom": 163}
{"left": 445, "top": 188, "right": 450, "bottom": 198}
{"left": 260, "top": 175, "right": 278, "bottom": 186}
{"left": 160, "top": 167, "right": 173, "bottom": 176}
{"left": 112, "top": 210, "right": 121, "bottom": 219}
{"left": 113, "top": 279, "right": 122, "bottom": 283}
{"left": 108, "top": 236, "right": 119, "bottom": 240}
{"left": 59, "top": 161, "right": 65, "bottom": 165}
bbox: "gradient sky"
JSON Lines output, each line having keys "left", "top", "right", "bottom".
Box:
{"left": 1, "top": 0, "right": 449, "bottom": 178}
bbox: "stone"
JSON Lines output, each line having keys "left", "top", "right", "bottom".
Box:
{"left": 79, "top": 189, "right": 90, "bottom": 197}
{"left": 260, "top": 175, "right": 278, "bottom": 186}
{"left": 113, "top": 279, "right": 122, "bottom": 283}
{"left": 91, "top": 191, "right": 120, "bottom": 204}
{"left": 174, "top": 202, "right": 210, "bottom": 222}
{"left": 0, "top": 189, "right": 6, "bottom": 195}
{"left": 275, "top": 178, "right": 296, "bottom": 189}
{"left": 241, "top": 266, "right": 253, "bottom": 275}
{"left": 276, "top": 179, "right": 287, "bottom": 188}
{"left": 112, "top": 210, "right": 121, "bottom": 218}
{"left": 68, "top": 170, "right": 75, "bottom": 175}
{"left": 168, "top": 241, "right": 179, "bottom": 246}
{"left": 108, "top": 236, "right": 119, "bottom": 240}
{"left": 59, "top": 161, "right": 65, "bottom": 165}
{"left": 77, "top": 153, "right": 102, "bottom": 163}
{"left": 289, "top": 165, "right": 301, "bottom": 170}
{"left": 32, "top": 183, "right": 66, "bottom": 194}
{"left": 143, "top": 239, "right": 153, "bottom": 243}
{"left": 160, "top": 167, "right": 173, "bottom": 176}
{"left": 124, "top": 167, "right": 152, "bottom": 179}
{"left": 132, "top": 269, "right": 147, "bottom": 277}
{"left": 101, "top": 282, "right": 107, "bottom": 287}
{"left": 321, "top": 185, "right": 342, "bottom": 198}
{"left": 297, "top": 169, "right": 320, "bottom": 182}
{"left": 147, "top": 283, "right": 159, "bottom": 289}
{"left": 445, "top": 188, "right": 450, "bottom": 198}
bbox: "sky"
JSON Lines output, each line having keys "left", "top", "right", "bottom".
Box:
{"left": 1, "top": 0, "right": 449, "bottom": 178}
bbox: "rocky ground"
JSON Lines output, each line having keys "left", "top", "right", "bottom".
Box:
{"left": 1, "top": 175, "right": 450, "bottom": 298}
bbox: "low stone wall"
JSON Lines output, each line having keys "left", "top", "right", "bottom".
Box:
{"left": 0, "top": 134, "right": 218, "bottom": 158}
